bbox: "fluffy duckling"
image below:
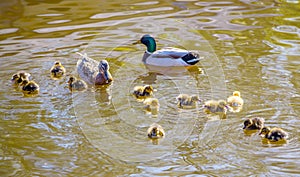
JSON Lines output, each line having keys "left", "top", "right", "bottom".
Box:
{"left": 203, "top": 100, "right": 228, "bottom": 114}
{"left": 227, "top": 91, "right": 244, "bottom": 113}
{"left": 203, "top": 100, "right": 228, "bottom": 118}
{"left": 11, "top": 72, "right": 31, "bottom": 85}
{"left": 67, "top": 76, "right": 88, "bottom": 91}
{"left": 259, "top": 127, "right": 288, "bottom": 141}
{"left": 176, "top": 94, "right": 201, "bottom": 109}
{"left": 243, "top": 117, "right": 265, "bottom": 130}
{"left": 143, "top": 98, "right": 160, "bottom": 115}
{"left": 147, "top": 123, "right": 165, "bottom": 139}
{"left": 19, "top": 79, "right": 39, "bottom": 94}
{"left": 76, "top": 53, "right": 113, "bottom": 85}
{"left": 50, "top": 61, "right": 66, "bottom": 78}
{"left": 133, "top": 85, "right": 154, "bottom": 99}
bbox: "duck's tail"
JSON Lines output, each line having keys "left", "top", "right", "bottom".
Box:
{"left": 76, "top": 52, "right": 89, "bottom": 62}
{"left": 76, "top": 52, "right": 86, "bottom": 57}
{"left": 182, "top": 52, "right": 201, "bottom": 65}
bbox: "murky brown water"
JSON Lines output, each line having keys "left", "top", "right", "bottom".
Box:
{"left": 0, "top": 0, "right": 299, "bottom": 176}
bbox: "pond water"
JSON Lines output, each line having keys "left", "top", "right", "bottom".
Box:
{"left": 0, "top": 0, "right": 299, "bottom": 176}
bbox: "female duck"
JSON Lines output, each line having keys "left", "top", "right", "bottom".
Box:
{"left": 76, "top": 53, "right": 113, "bottom": 85}
{"left": 133, "top": 85, "right": 154, "bottom": 99}
{"left": 176, "top": 94, "right": 201, "bottom": 109}
{"left": 135, "top": 34, "right": 201, "bottom": 67}
{"left": 227, "top": 91, "right": 244, "bottom": 113}
{"left": 67, "top": 76, "right": 88, "bottom": 92}
{"left": 147, "top": 123, "right": 165, "bottom": 139}
{"left": 11, "top": 72, "right": 31, "bottom": 85}
{"left": 259, "top": 127, "right": 288, "bottom": 141}
{"left": 19, "top": 79, "right": 39, "bottom": 94}
{"left": 50, "top": 61, "right": 66, "bottom": 78}
{"left": 243, "top": 117, "right": 265, "bottom": 130}
{"left": 143, "top": 98, "right": 160, "bottom": 115}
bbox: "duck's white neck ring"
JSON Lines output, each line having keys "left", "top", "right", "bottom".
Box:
{"left": 146, "top": 50, "right": 152, "bottom": 54}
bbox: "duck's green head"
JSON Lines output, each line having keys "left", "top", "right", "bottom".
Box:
{"left": 140, "top": 34, "right": 156, "bottom": 53}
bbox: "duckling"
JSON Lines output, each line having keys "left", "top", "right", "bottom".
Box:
{"left": 259, "top": 127, "right": 288, "bottom": 141}
{"left": 176, "top": 94, "right": 201, "bottom": 109}
{"left": 143, "top": 98, "right": 160, "bottom": 115}
{"left": 203, "top": 100, "right": 228, "bottom": 113}
{"left": 19, "top": 79, "right": 39, "bottom": 94}
{"left": 67, "top": 76, "right": 88, "bottom": 91}
{"left": 76, "top": 53, "right": 113, "bottom": 85}
{"left": 133, "top": 85, "right": 154, "bottom": 99}
{"left": 11, "top": 72, "right": 31, "bottom": 85}
{"left": 50, "top": 61, "right": 66, "bottom": 78}
{"left": 243, "top": 117, "right": 265, "bottom": 130}
{"left": 227, "top": 91, "right": 244, "bottom": 113}
{"left": 203, "top": 100, "right": 228, "bottom": 118}
{"left": 147, "top": 123, "right": 165, "bottom": 139}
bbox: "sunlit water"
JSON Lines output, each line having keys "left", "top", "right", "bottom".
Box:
{"left": 0, "top": 0, "right": 299, "bottom": 176}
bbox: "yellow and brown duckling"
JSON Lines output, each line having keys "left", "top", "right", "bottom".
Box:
{"left": 67, "top": 76, "right": 88, "bottom": 92}
{"left": 176, "top": 94, "right": 201, "bottom": 109}
{"left": 19, "top": 79, "right": 39, "bottom": 94}
{"left": 11, "top": 72, "right": 31, "bottom": 86}
{"left": 243, "top": 117, "right": 265, "bottom": 130}
{"left": 203, "top": 100, "right": 228, "bottom": 118}
{"left": 143, "top": 98, "right": 160, "bottom": 115}
{"left": 203, "top": 100, "right": 228, "bottom": 114}
{"left": 133, "top": 85, "right": 154, "bottom": 99}
{"left": 147, "top": 123, "right": 165, "bottom": 139}
{"left": 50, "top": 61, "right": 66, "bottom": 78}
{"left": 227, "top": 91, "right": 244, "bottom": 113}
{"left": 259, "top": 127, "right": 288, "bottom": 141}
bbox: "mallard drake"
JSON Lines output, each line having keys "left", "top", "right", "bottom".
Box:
{"left": 50, "top": 61, "right": 66, "bottom": 78}
{"left": 133, "top": 85, "right": 154, "bottom": 99}
{"left": 76, "top": 53, "right": 113, "bottom": 85}
{"left": 259, "top": 127, "right": 288, "bottom": 141}
{"left": 134, "top": 34, "right": 201, "bottom": 67}
{"left": 67, "top": 76, "right": 88, "bottom": 91}
{"left": 11, "top": 72, "right": 31, "bottom": 85}
{"left": 19, "top": 79, "right": 39, "bottom": 94}
{"left": 176, "top": 94, "right": 201, "bottom": 109}
{"left": 147, "top": 123, "right": 165, "bottom": 139}
{"left": 243, "top": 117, "right": 265, "bottom": 130}
{"left": 227, "top": 91, "right": 244, "bottom": 113}
{"left": 143, "top": 98, "right": 160, "bottom": 115}
{"left": 203, "top": 100, "right": 228, "bottom": 118}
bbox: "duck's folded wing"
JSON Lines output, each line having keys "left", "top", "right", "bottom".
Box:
{"left": 76, "top": 53, "right": 99, "bottom": 84}
{"left": 151, "top": 47, "right": 190, "bottom": 59}
{"left": 151, "top": 47, "right": 201, "bottom": 65}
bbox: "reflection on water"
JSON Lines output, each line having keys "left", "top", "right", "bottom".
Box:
{"left": 0, "top": 0, "right": 299, "bottom": 176}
